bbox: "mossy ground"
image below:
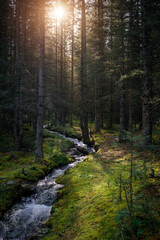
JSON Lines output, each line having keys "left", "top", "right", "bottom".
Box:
{"left": 42, "top": 129, "right": 160, "bottom": 240}
{"left": 47, "top": 123, "right": 82, "bottom": 140}
{"left": 0, "top": 129, "right": 74, "bottom": 220}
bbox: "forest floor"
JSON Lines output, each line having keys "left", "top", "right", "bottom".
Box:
{"left": 42, "top": 127, "right": 160, "bottom": 240}
{"left": 0, "top": 125, "right": 160, "bottom": 239}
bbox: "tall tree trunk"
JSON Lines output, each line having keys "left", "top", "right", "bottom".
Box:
{"left": 141, "top": 0, "right": 152, "bottom": 146}
{"left": 109, "top": 78, "right": 113, "bottom": 129}
{"left": 119, "top": 80, "right": 125, "bottom": 141}
{"left": 81, "top": 0, "right": 90, "bottom": 144}
{"left": 128, "top": 0, "right": 134, "bottom": 132}
{"left": 95, "top": 0, "right": 104, "bottom": 132}
{"left": 55, "top": 3, "right": 58, "bottom": 125}
{"left": 14, "top": 0, "right": 22, "bottom": 151}
{"left": 119, "top": 12, "right": 125, "bottom": 142}
{"left": 108, "top": 2, "right": 113, "bottom": 129}
{"left": 59, "top": 18, "right": 65, "bottom": 126}
{"left": 128, "top": 94, "right": 133, "bottom": 132}
{"left": 70, "top": 0, "right": 75, "bottom": 126}
{"left": 35, "top": 0, "right": 45, "bottom": 162}
{"left": 95, "top": 78, "right": 102, "bottom": 132}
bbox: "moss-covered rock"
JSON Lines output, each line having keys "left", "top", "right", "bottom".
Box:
{"left": 0, "top": 180, "right": 21, "bottom": 219}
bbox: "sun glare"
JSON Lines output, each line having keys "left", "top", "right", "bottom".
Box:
{"left": 55, "top": 6, "right": 65, "bottom": 20}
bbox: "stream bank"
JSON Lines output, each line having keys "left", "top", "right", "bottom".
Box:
{"left": 0, "top": 130, "right": 74, "bottom": 221}
{"left": 0, "top": 129, "right": 94, "bottom": 240}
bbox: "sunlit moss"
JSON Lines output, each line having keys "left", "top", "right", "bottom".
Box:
{"left": 42, "top": 130, "right": 160, "bottom": 240}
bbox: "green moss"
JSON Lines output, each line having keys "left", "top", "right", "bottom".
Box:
{"left": 0, "top": 180, "right": 21, "bottom": 219}
{"left": 46, "top": 124, "right": 82, "bottom": 140}
{"left": 152, "top": 127, "right": 160, "bottom": 145}
{"left": 42, "top": 131, "right": 160, "bottom": 240}
{"left": 0, "top": 131, "right": 76, "bottom": 220}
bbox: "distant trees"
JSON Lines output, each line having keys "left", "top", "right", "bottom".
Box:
{"left": 0, "top": 0, "right": 160, "bottom": 154}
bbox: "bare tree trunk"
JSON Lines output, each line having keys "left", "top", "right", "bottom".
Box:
{"left": 14, "top": 0, "right": 22, "bottom": 151}
{"left": 59, "top": 18, "right": 65, "bottom": 126}
{"left": 81, "top": 0, "right": 90, "bottom": 144}
{"left": 119, "top": 80, "right": 125, "bottom": 141}
{"left": 35, "top": 0, "right": 45, "bottom": 162}
{"left": 95, "top": 0, "right": 104, "bottom": 133}
{"left": 141, "top": 0, "right": 152, "bottom": 147}
{"left": 55, "top": 3, "right": 58, "bottom": 125}
{"left": 129, "top": 94, "right": 133, "bottom": 132}
{"left": 109, "top": 78, "right": 113, "bottom": 129}
{"left": 119, "top": 13, "right": 125, "bottom": 142}
{"left": 128, "top": 0, "right": 134, "bottom": 133}
{"left": 108, "top": 3, "right": 113, "bottom": 130}
{"left": 95, "top": 78, "right": 102, "bottom": 132}
{"left": 70, "top": 0, "right": 75, "bottom": 126}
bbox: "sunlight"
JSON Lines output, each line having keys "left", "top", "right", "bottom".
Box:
{"left": 55, "top": 6, "right": 65, "bottom": 20}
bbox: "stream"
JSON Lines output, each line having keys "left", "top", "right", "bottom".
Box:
{"left": 0, "top": 129, "right": 94, "bottom": 240}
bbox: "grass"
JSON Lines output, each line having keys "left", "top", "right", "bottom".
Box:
{"left": 42, "top": 129, "right": 160, "bottom": 240}
{"left": 0, "top": 129, "right": 75, "bottom": 220}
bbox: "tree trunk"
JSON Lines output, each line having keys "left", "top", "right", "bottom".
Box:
{"left": 35, "top": 0, "right": 45, "bottom": 162}
{"left": 95, "top": 77, "right": 102, "bottom": 132}
{"left": 119, "top": 12, "right": 125, "bottom": 142}
{"left": 129, "top": 94, "right": 133, "bottom": 132}
{"left": 141, "top": 0, "right": 152, "bottom": 147}
{"left": 119, "top": 80, "right": 125, "bottom": 141}
{"left": 14, "top": 0, "right": 23, "bottom": 151}
{"left": 81, "top": 0, "right": 90, "bottom": 144}
{"left": 70, "top": 0, "right": 75, "bottom": 126}
{"left": 108, "top": 3, "right": 113, "bottom": 130}
{"left": 59, "top": 18, "right": 65, "bottom": 126}
{"left": 95, "top": 0, "right": 104, "bottom": 133}
{"left": 55, "top": 2, "right": 58, "bottom": 125}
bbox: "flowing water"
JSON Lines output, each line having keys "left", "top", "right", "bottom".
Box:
{"left": 0, "top": 129, "right": 94, "bottom": 240}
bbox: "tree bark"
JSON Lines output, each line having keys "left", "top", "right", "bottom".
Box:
{"left": 55, "top": 2, "right": 58, "bottom": 125}
{"left": 14, "top": 0, "right": 23, "bottom": 151}
{"left": 141, "top": 0, "right": 152, "bottom": 147}
{"left": 59, "top": 18, "right": 65, "bottom": 126}
{"left": 95, "top": 0, "right": 104, "bottom": 133}
{"left": 108, "top": 3, "right": 113, "bottom": 129}
{"left": 119, "top": 80, "right": 125, "bottom": 141}
{"left": 119, "top": 13, "right": 125, "bottom": 142}
{"left": 129, "top": 94, "right": 133, "bottom": 132}
{"left": 81, "top": 0, "right": 90, "bottom": 144}
{"left": 70, "top": 0, "right": 75, "bottom": 126}
{"left": 35, "top": 0, "right": 45, "bottom": 162}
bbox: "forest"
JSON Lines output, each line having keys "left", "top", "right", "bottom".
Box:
{"left": 0, "top": 0, "right": 160, "bottom": 239}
